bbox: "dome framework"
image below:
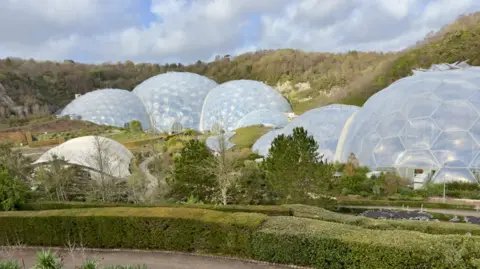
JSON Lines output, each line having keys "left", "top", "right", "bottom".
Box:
{"left": 340, "top": 65, "right": 480, "bottom": 184}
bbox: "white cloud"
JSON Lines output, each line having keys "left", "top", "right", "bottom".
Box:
{"left": 0, "top": 0, "right": 479, "bottom": 63}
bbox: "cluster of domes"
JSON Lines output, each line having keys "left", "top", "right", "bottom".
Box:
{"left": 251, "top": 62, "right": 480, "bottom": 184}
{"left": 60, "top": 72, "right": 293, "bottom": 133}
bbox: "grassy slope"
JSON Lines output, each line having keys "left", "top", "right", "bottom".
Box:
{"left": 230, "top": 125, "right": 272, "bottom": 148}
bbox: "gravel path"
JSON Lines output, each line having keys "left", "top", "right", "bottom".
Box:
{"left": 138, "top": 154, "right": 166, "bottom": 196}
{"left": 2, "top": 248, "right": 302, "bottom": 269}
{"left": 343, "top": 205, "right": 480, "bottom": 217}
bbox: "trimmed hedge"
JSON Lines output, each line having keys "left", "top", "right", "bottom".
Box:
{"left": 337, "top": 199, "right": 479, "bottom": 210}
{"left": 0, "top": 207, "right": 266, "bottom": 258}
{"left": 2, "top": 207, "right": 480, "bottom": 268}
{"left": 17, "top": 202, "right": 292, "bottom": 216}
{"left": 289, "top": 204, "right": 480, "bottom": 236}
{"left": 252, "top": 217, "right": 480, "bottom": 269}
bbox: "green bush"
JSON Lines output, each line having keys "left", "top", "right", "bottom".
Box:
{"left": 0, "top": 260, "right": 21, "bottom": 269}
{"left": 0, "top": 207, "right": 266, "bottom": 258}
{"left": 252, "top": 216, "right": 480, "bottom": 269}
{"left": 288, "top": 204, "right": 480, "bottom": 236}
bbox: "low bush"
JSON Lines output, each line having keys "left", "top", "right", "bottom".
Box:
{"left": 17, "top": 202, "right": 292, "bottom": 216}
{"left": 0, "top": 207, "right": 266, "bottom": 258}
{"left": 337, "top": 199, "right": 479, "bottom": 210}
{"left": 288, "top": 204, "right": 480, "bottom": 235}
{"left": 251, "top": 216, "right": 480, "bottom": 269}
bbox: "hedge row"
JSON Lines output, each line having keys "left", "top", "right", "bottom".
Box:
{"left": 1, "top": 207, "right": 480, "bottom": 268}
{"left": 18, "top": 202, "right": 292, "bottom": 216}
{"left": 289, "top": 204, "right": 480, "bottom": 236}
{"left": 252, "top": 217, "right": 480, "bottom": 269}
{"left": 0, "top": 207, "right": 266, "bottom": 258}
{"left": 337, "top": 199, "right": 479, "bottom": 210}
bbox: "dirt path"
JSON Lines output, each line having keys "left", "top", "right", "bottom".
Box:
{"left": 2, "top": 248, "right": 299, "bottom": 269}
{"left": 343, "top": 205, "right": 480, "bottom": 217}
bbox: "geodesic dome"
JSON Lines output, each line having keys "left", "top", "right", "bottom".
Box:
{"left": 60, "top": 89, "right": 150, "bottom": 129}
{"left": 132, "top": 72, "right": 218, "bottom": 133}
{"left": 34, "top": 136, "right": 133, "bottom": 179}
{"left": 339, "top": 65, "right": 480, "bottom": 183}
{"left": 200, "top": 80, "right": 292, "bottom": 132}
{"left": 253, "top": 104, "right": 360, "bottom": 161}
{"left": 235, "top": 109, "right": 289, "bottom": 129}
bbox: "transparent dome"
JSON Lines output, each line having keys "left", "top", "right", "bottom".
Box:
{"left": 235, "top": 109, "right": 289, "bottom": 129}
{"left": 253, "top": 104, "right": 359, "bottom": 161}
{"left": 60, "top": 89, "right": 150, "bottom": 129}
{"left": 340, "top": 66, "right": 480, "bottom": 183}
{"left": 34, "top": 136, "right": 133, "bottom": 179}
{"left": 200, "top": 80, "right": 292, "bottom": 132}
{"left": 133, "top": 72, "right": 218, "bottom": 133}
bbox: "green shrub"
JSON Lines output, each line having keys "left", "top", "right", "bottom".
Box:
{"left": 0, "top": 260, "right": 21, "bottom": 269}
{"left": 0, "top": 207, "right": 266, "bottom": 258}
{"left": 288, "top": 204, "right": 480, "bottom": 235}
{"left": 251, "top": 216, "right": 480, "bottom": 269}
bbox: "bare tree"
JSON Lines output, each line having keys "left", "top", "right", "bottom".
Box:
{"left": 34, "top": 155, "right": 89, "bottom": 201}
{"left": 88, "top": 136, "right": 129, "bottom": 202}
{"left": 201, "top": 118, "right": 241, "bottom": 205}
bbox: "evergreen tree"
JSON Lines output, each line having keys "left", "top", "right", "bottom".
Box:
{"left": 167, "top": 140, "right": 216, "bottom": 202}
{"left": 263, "top": 127, "right": 333, "bottom": 202}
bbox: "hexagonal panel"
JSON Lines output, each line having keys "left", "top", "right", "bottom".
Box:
{"left": 433, "top": 80, "right": 478, "bottom": 101}
{"left": 358, "top": 132, "right": 381, "bottom": 168}
{"left": 402, "top": 93, "right": 441, "bottom": 119}
{"left": 401, "top": 79, "right": 442, "bottom": 96}
{"left": 432, "top": 101, "right": 478, "bottom": 131}
{"left": 373, "top": 137, "right": 405, "bottom": 167}
{"left": 376, "top": 112, "right": 406, "bottom": 138}
{"left": 395, "top": 150, "right": 440, "bottom": 168}
{"left": 401, "top": 118, "right": 441, "bottom": 150}
{"left": 468, "top": 152, "right": 480, "bottom": 169}
{"left": 430, "top": 168, "right": 477, "bottom": 184}
{"left": 431, "top": 131, "right": 480, "bottom": 167}
{"left": 468, "top": 90, "right": 480, "bottom": 109}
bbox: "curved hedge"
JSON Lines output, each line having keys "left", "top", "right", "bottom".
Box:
{"left": 289, "top": 204, "right": 480, "bottom": 236}
{"left": 1, "top": 207, "right": 480, "bottom": 268}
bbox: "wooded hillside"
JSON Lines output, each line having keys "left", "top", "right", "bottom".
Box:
{"left": 0, "top": 12, "right": 479, "bottom": 118}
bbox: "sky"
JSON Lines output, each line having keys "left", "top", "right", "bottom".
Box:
{"left": 0, "top": 0, "right": 479, "bottom": 64}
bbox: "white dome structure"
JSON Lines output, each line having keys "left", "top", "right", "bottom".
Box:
{"left": 340, "top": 63, "right": 480, "bottom": 183}
{"left": 132, "top": 72, "right": 218, "bottom": 133}
{"left": 200, "top": 80, "right": 293, "bottom": 132}
{"left": 34, "top": 136, "right": 133, "bottom": 179}
{"left": 60, "top": 89, "right": 150, "bottom": 129}
{"left": 253, "top": 104, "right": 360, "bottom": 161}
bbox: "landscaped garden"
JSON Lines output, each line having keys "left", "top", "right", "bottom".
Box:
{"left": 2, "top": 124, "right": 480, "bottom": 268}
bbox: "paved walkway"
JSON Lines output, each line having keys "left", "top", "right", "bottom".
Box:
{"left": 343, "top": 205, "right": 480, "bottom": 217}
{"left": 2, "top": 248, "right": 300, "bottom": 269}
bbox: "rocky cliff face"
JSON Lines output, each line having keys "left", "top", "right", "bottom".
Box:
{"left": 0, "top": 82, "right": 16, "bottom": 108}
